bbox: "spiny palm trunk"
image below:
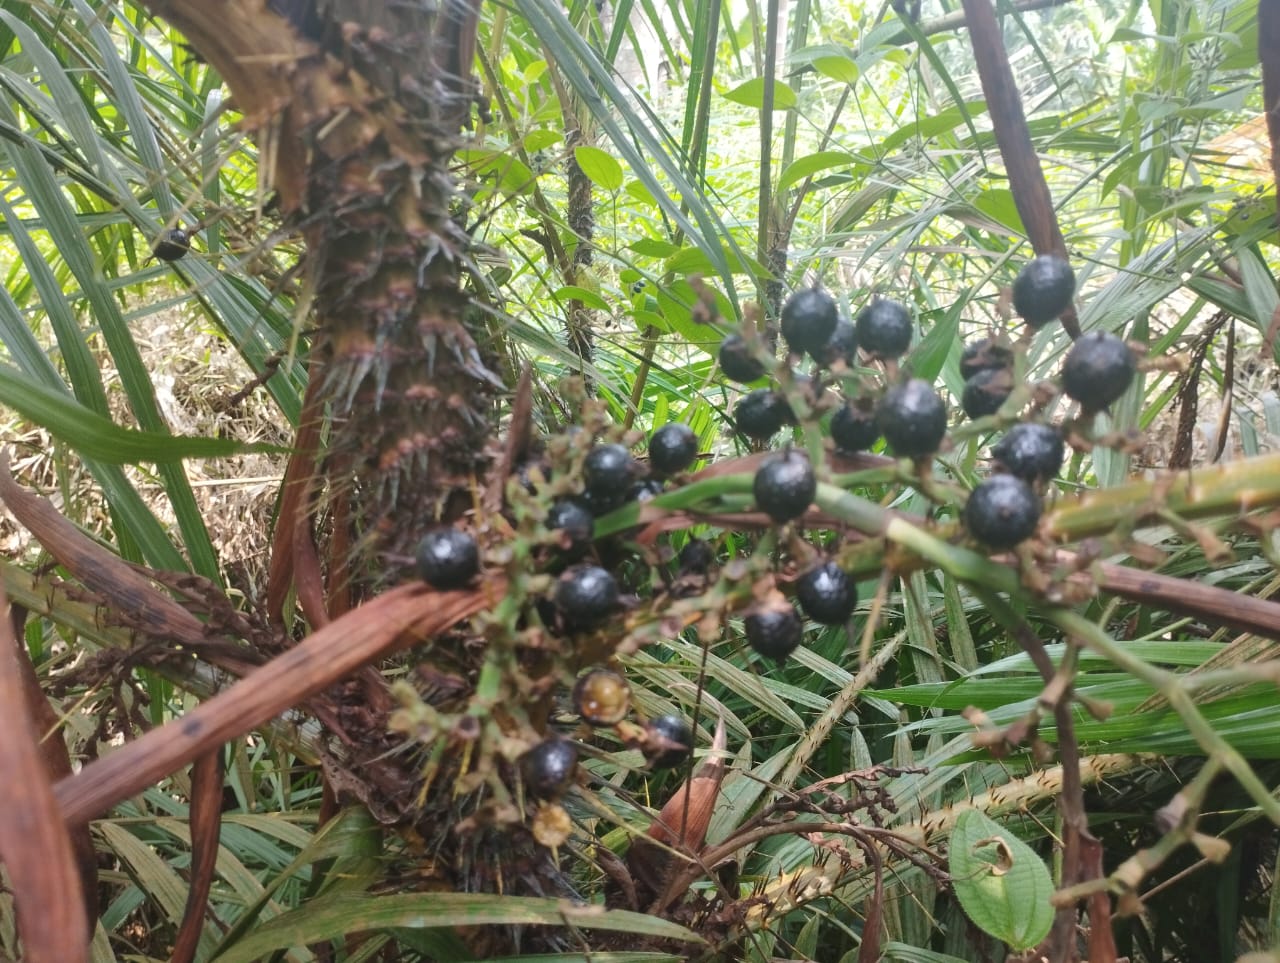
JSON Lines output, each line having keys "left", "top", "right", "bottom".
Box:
{"left": 144, "top": 0, "right": 528, "bottom": 897}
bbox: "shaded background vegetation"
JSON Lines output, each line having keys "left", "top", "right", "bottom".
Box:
{"left": 2, "top": 0, "right": 1280, "bottom": 960}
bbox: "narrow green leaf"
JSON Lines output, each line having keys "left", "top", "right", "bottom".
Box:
{"left": 949, "top": 810, "right": 1054, "bottom": 950}
{"left": 574, "top": 145, "right": 624, "bottom": 191}
{"left": 212, "top": 892, "right": 703, "bottom": 963}
{"left": 0, "top": 363, "right": 283, "bottom": 463}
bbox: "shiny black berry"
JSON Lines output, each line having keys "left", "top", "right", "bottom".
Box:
{"left": 554, "top": 564, "right": 620, "bottom": 628}
{"left": 1012, "top": 255, "right": 1075, "bottom": 328}
{"left": 719, "top": 334, "right": 767, "bottom": 384}
{"left": 648, "top": 422, "right": 698, "bottom": 476}
{"left": 753, "top": 448, "right": 816, "bottom": 523}
{"left": 960, "top": 338, "right": 1014, "bottom": 381}
{"left": 814, "top": 316, "right": 857, "bottom": 368}
{"left": 628, "top": 478, "right": 665, "bottom": 502}
{"left": 830, "top": 401, "right": 880, "bottom": 454}
{"left": 644, "top": 714, "right": 694, "bottom": 769}
{"left": 521, "top": 738, "right": 579, "bottom": 798}
{"left": 877, "top": 379, "right": 948, "bottom": 458}
{"left": 781, "top": 287, "right": 839, "bottom": 356}
{"left": 734, "top": 389, "right": 795, "bottom": 441}
{"left": 152, "top": 227, "right": 190, "bottom": 262}
{"left": 961, "top": 368, "right": 1013, "bottom": 419}
{"left": 991, "top": 423, "right": 1065, "bottom": 483}
{"left": 964, "top": 474, "right": 1042, "bottom": 549}
{"left": 631, "top": 279, "right": 646, "bottom": 294}
{"left": 415, "top": 528, "right": 479, "bottom": 589}
{"left": 573, "top": 669, "right": 631, "bottom": 726}
{"left": 1061, "top": 331, "right": 1135, "bottom": 410}
{"left": 855, "top": 298, "right": 912, "bottom": 358}
{"left": 677, "top": 538, "right": 715, "bottom": 573}
{"left": 546, "top": 499, "right": 594, "bottom": 557}
{"left": 744, "top": 601, "right": 804, "bottom": 665}
{"left": 795, "top": 561, "right": 857, "bottom": 625}
{"left": 583, "top": 444, "right": 637, "bottom": 496}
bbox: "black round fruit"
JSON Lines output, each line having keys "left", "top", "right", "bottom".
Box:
{"left": 645, "top": 714, "right": 694, "bottom": 769}
{"left": 415, "top": 528, "right": 480, "bottom": 589}
{"left": 964, "top": 474, "right": 1042, "bottom": 549}
{"left": 546, "top": 499, "right": 594, "bottom": 556}
{"left": 961, "top": 368, "right": 1013, "bottom": 419}
{"left": 628, "top": 478, "right": 665, "bottom": 502}
{"left": 677, "top": 538, "right": 715, "bottom": 573}
{"left": 734, "top": 389, "right": 795, "bottom": 441}
{"left": 521, "top": 738, "right": 579, "bottom": 798}
{"left": 648, "top": 422, "right": 698, "bottom": 476}
{"left": 573, "top": 669, "right": 631, "bottom": 726}
{"left": 814, "top": 316, "right": 857, "bottom": 368}
{"left": 1060, "top": 331, "right": 1135, "bottom": 409}
{"left": 554, "top": 564, "right": 620, "bottom": 628}
{"left": 795, "top": 561, "right": 857, "bottom": 625}
{"left": 960, "top": 338, "right": 1014, "bottom": 381}
{"left": 1012, "top": 255, "right": 1075, "bottom": 328}
{"left": 830, "top": 401, "right": 880, "bottom": 454}
{"left": 152, "top": 227, "right": 190, "bottom": 262}
{"left": 781, "top": 287, "right": 839, "bottom": 356}
{"left": 753, "top": 448, "right": 817, "bottom": 523}
{"left": 855, "top": 298, "right": 912, "bottom": 358}
{"left": 583, "top": 443, "right": 636, "bottom": 495}
{"left": 877, "top": 379, "right": 948, "bottom": 458}
{"left": 718, "top": 334, "right": 767, "bottom": 384}
{"left": 744, "top": 601, "right": 804, "bottom": 665}
{"left": 991, "top": 423, "right": 1065, "bottom": 483}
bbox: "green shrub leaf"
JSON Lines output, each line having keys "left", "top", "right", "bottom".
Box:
{"left": 948, "top": 809, "right": 1054, "bottom": 950}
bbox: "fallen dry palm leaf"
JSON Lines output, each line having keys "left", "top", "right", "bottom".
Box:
{"left": 54, "top": 579, "right": 504, "bottom": 825}
{"left": 0, "top": 582, "right": 90, "bottom": 963}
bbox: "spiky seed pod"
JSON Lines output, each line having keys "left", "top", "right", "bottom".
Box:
{"left": 781, "top": 287, "right": 839, "bottom": 356}
{"left": 960, "top": 337, "right": 1014, "bottom": 381}
{"left": 855, "top": 298, "right": 913, "bottom": 358}
{"left": 1012, "top": 254, "right": 1076, "bottom": 328}
{"left": 521, "top": 738, "right": 579, "bottom": 799}
{"left": 415, "top": 528, "right": 480, "bottom": 589}
{"left": 733, "top": 389, "right": 795, "bottom": 441}
{"left": 753, "top": 448, "right": 817, "bottom": 523}
{"left": 744, "top": 599, "right": 804, "bottom": 665}
{"left": 718, "top": 334, "right": 767, "bottom": 384}
{"left": 877, "top": 379, "right": 948, "bottom": 458}
{"left": 554, "top": 564, "right": 620, "bottom": 628}
{"left": 648, "top": 422, "right": 698, "bottom": 476}
{"left": 814, "top": 316, "right": 857, "bottom": 368}
{"left": 991, "top": 423, "right": 1065, "bottom": 483}
{"left": 961, "top": 368, "right": 1014, "bottom": 419}
{"left": 573, "top": 669, "right": 631, "bottom": 726}
{"left": 546, "top": 499, "right": 594, "bottom": 557}
{"left": 644, "top": 715, "right": 694, "bottom": 769}
{"left": 583, "top": 443, "right": 637, "bottom": 496}
{"left": 830, "top": 400, "right": 880, "bottom": 454}
{"left": 795, "top": 561, "right": 857, "bottom": 625}
{"left": 964, "top": 474, "right": 1043, "bottom": 549}
{"left": 1060, "top": 331, "right": 1136, "bottom": 410}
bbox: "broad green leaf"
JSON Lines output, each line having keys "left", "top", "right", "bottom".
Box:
{"left": 212, "top": 892, "right": 703, "bottom": 963}
{"left": 574, "top": 145, "right": 624, "bottom": 191}
{"left": 972, "top": 189, "right": 1026, "bottom": 235}
{"left": 0, "top": 363, "right": 283, "bottom": 463}
{"left": 949, "top": 810, "right": 1054, "bottom": 950}
{"left": 553, "top": 285, "right": 613, "bottom": 313}
{"left": 812, "top": 55, "right": 859, "bottom": 84}
{"left": 629, "top": 237, "right": 681, "bottom": 258}
{"left": 777, "top": 151, "right": 856, "bottom": 194}
{"left": 524, "top": 129, "right": 563, "bottom": 151}
{"left": 722, "top": 77, "right": 796, "bottom": 110}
